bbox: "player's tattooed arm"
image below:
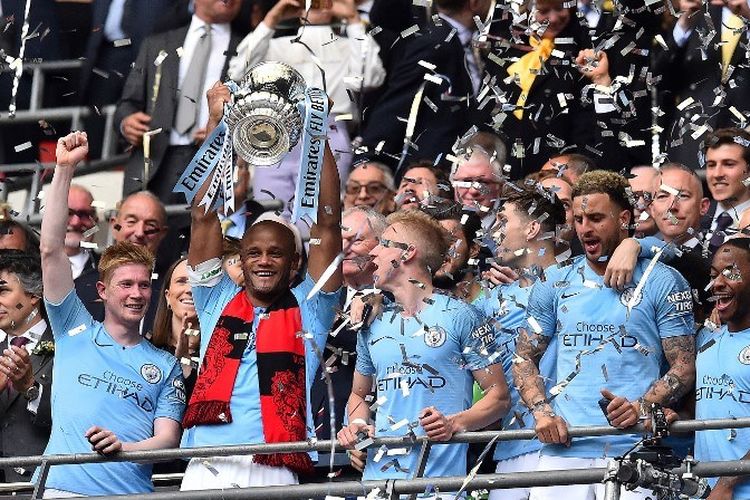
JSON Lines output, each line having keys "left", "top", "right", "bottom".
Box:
{"left": 644, "top": 334, "right": 696, "bottom": 406}
{"left": 512, "top": 327, "right": 552, "bottom": 412}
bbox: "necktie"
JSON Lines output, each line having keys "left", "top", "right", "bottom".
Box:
{"left": 464, "top": 39, "right": 482, "bottom": 96}
{"left": 722, "top": 13, "right": 744, "bottom": 77}
{"left": 507, "top": 37, "right": 555, "bottom": 119}
{"left": 709, "top": 211, "right": 734, "bottom": 253}
{"left": 10, "top": 336, "right": 29, "bottom": 348}
{"left": 174, "top": 24, "right": 212, "bottom": 135}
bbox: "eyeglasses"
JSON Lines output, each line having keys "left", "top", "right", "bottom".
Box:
{"left": 68, "top": 208, "right": 97, "bottom": 221}
{"left": 345, "top": 182, "right": 390, "bottom": 197}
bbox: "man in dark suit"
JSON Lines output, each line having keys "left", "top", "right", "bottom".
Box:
{"left": 114, "top": 0, "right": 243, "bottom": 202}
{"left": 357, "top": 0, "right": 488, "bottom": 172}
{"left": 80, "top": 0, "right": 179, "bottom": 159}
{"left": 310, "top": 206, "right": 386, "bottom": 475}
{"left": 0, "top": 251, "right": 53, "bottom": 483}
{"left": 81, "top": 0, "right": 177, "bottom": 109}
{"left": 655, "top": 0, "right": 750, "bottom": 169}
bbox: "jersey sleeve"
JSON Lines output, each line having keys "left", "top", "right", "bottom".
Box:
{"left": 524, "top": 276, "right": 557, "bottom": 338}
{"left": 355, "top": 329, "right": 375, "bottom": 377}
{"left": 187, "top": 258, "right": 239, "bottom": 314}
{"left": 294, "top": 273, "right": 342, "bottom": 351}
{"left": 636, "top": 236, "right": 676, "bottom": 261}
{"left": 154, "top": 361, "right": 187, "bottom": 422}
{"left": 654, "top": 265, "right": 696, "bottom": 339}
{"left": 43, "top": 289, "right": 95, "bottom": 342}
{"left": 460, "top": 304, "right": 496, "bottom": 371}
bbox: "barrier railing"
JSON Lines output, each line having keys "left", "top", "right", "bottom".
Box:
{"left": 4, "top": 417, "right": 750, "bottom": 499}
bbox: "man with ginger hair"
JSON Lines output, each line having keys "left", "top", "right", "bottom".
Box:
{"left": 338, "top": 209, "right": 510, "bottom": 484}
{"left": 37, "top": 131, "right": 184, "bottom": 497}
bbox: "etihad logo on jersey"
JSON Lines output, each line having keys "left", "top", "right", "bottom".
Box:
{"left": 696, "top": 374, "right": 750, "bottom": 403}
{"left": 377, "top": 364, "right": 446, "bottom": 392}
{"left": 562, "top": 322, "right": 637, "bottom": 348}
{"left": 77, "top": 370, "right": 155, "bottom": 412}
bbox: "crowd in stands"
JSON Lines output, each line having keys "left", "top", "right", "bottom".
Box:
{"left": 2, "top": 0, "right": 750, "bottom": 498}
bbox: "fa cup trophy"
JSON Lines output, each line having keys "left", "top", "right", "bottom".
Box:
{"left": 226, "top": 61, "right": 307, "bottom": 166}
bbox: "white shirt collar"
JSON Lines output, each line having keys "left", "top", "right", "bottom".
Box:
{"left": 439, "top": 13, "right": 473, "bottom": 47}
{"left": 188, "top": 14, "right": 231, "bottom": 36}
{"left": 715, "top": 198, "right": 750, "bottom": 223}
{"left": 5, "top": 319, "right": 47, "bottom": 352}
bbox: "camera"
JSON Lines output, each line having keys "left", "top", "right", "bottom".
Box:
{"left": 604, "top": 402, "right": 711, "bottom": 500}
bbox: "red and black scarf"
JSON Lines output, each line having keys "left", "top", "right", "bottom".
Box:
{"left": 183, "top": 290, "right": 313, "bottom": 475}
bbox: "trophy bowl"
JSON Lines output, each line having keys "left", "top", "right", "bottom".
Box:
{"left": 227, "top": 61, "right": 307, "bottom": 166}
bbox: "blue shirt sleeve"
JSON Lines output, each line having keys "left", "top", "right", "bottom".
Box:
{"left": 636, "top": 236, "right": 676, "bottom": 261}
{"left": 155, "top": 362, "right": 187, "bottom": 422}
{"left": 355, "top": 329, "right": 375, "bottom": 377}
{"left": 653, "top": 266, "right": 696, "bottom": 339}
{"left": 294, "top": 273, "right": 342, "bottom": 352}
{"left": 525, "top": 276, "right": 557, "bottom": 338}
{"left": 44, "top": 290, "right": 95, "bottom": 342}
{"left": 460, "top": 304, "right": 495, "bottom": 370}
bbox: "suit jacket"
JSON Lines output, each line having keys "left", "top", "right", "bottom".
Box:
{"left": 74, "top": 252, "right": 104, "bottom": 322}
{"left": 114, "top": 24, "right": 242, "bottom": 194}
{"left": 480, "top": 12, "right": 623, "bottom": 178}
{"left": 79, "top": 0, "right": 175, "bottom": 103}
{"left": 655, "top": 6, "right": 750, "bottom": 168}
{"left": 0, "top": 327, "right": 54, "bottom": 483}
{"left": 358, "top": 18, "right": 474, "bottom": 171}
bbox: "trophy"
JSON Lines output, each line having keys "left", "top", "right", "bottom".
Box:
{"left": 226, "top": 61, "right": 307, "bottom": 166}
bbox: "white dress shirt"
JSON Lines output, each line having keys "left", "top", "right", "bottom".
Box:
{"left": 170, "top": 16, "right": 232, "bottom": 146}
{"left": 228, "top": 21, "right": 386, "bottom": 118}
{"left": 68, "top": 251, "right": 91, "bottom": 281}
{"left": 712, "top": 197, "right": 750, "bottom": 231}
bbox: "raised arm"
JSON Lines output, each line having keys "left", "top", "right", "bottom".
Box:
{"left": 187, "top": 83, "right": 230, "bottom": 268}
{"left": 40, "top": 132, "right": 89, "bottom": 303}
{"left": 306, "top": 141, "right": 343, "bottom": 292}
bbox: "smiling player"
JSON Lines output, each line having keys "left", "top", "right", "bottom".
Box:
{"left": 38, "top": 131, "right": 185, "bottom": 497}
{"left": 694, "top": 238, "right": 750, "bottom": 499}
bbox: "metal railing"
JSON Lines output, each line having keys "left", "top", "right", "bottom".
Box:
{"left": 4, "top": 417, "right": 750, "bottom": 499}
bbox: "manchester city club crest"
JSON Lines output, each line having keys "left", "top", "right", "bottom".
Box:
{"left": 140, "top": 364, "right": 163, "bottom": 384}
{"left": 424, "top": 326, "right": 447, "bottom": 348}
{"left": 619, "top": 286, "right": 643, "bottom": 307}
{"left": 739, "top": 346, "right": 750, "bottom": 365}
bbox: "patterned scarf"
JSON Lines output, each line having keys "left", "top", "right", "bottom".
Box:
{"left": 183, "top": 289, "right": 313, "bottom": 475}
